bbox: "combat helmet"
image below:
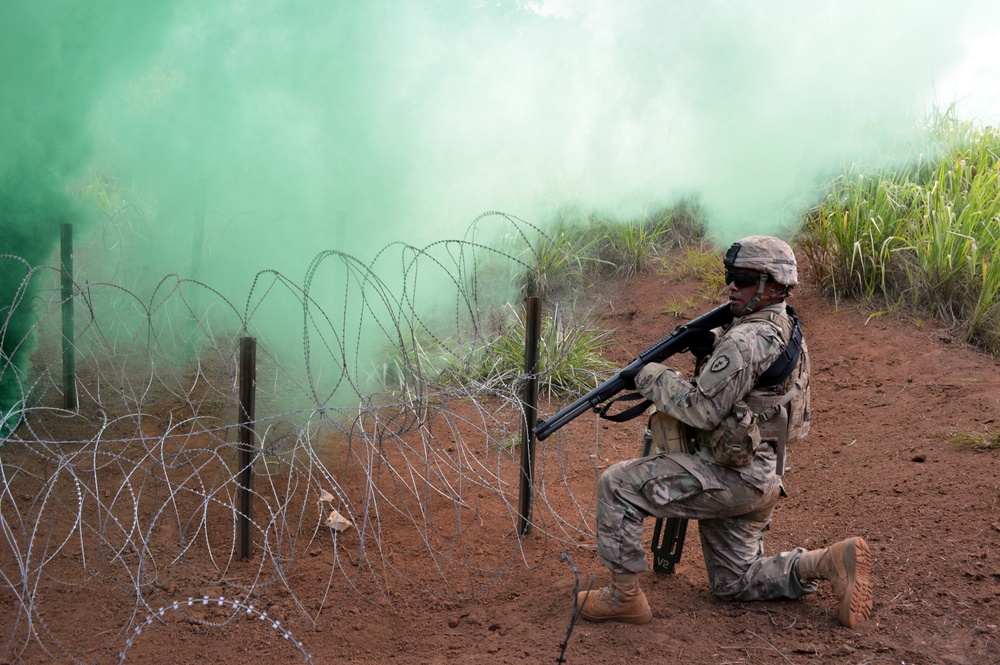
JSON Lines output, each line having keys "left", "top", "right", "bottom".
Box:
{"left": 724, "top": 236, "right": 798, "bottom": 287}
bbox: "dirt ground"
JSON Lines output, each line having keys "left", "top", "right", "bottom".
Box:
{"left": 3, "top": 258, "right": 1000, "bottom": 664}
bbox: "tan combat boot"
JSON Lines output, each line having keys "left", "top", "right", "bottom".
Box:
{"left": 576, "top": 572, "right": 653, "bottom": 625}
{"left": 798, "top": 536, "right": 873, "bottom": 627}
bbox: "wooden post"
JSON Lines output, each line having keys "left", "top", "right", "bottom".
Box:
{"left": 60, "top": 223, "right": 76, "bottom": 411}
{"left": 518, "top": 297, "right": 541, "bottom": 536}
{"left": 237, "top": 337, "right": 257, "bottom": 560}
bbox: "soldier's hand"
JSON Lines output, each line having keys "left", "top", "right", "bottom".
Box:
{"left": 688, "top": 330, "right": 716, "bottom": 361}
{"left": 619, "top": 363, "right": 644, "bottom": 390}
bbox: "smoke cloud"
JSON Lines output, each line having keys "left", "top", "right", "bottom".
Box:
{"left": 3, "top": 0, "right": 999, "bottom": 425}
{"left": 0, "top": 3, "right": 172, "bottom": 430}
{"left": 89, "top": 1, "right": 1000, "bottom": 274}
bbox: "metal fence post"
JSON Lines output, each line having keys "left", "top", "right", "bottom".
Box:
{"left": 518, "top": 296, "right": 541, "bottom": 536}
{"left": 60, "top": 223, "right": 76, "bottom": 411}
{"left": 237, "top": 337, "right": 257, "bottom": 560}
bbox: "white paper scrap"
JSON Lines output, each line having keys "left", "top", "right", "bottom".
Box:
{"left": 326, "top": 509, "right": 353, "bottom": 532}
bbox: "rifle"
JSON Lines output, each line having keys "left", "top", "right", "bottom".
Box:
{"left": 533, "top": 302, "right": 733, "bottom": 441}
{"left": 532, "top": 302, "right": 734, "bottom": 574}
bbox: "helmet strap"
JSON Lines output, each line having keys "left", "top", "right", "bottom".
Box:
{"left": 732, "top": 273, "right": 769, "bottom": 315}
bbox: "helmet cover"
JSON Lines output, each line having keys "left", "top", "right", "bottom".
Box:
{"left": 724, "top": 235, "right": 798, "bottom": 287}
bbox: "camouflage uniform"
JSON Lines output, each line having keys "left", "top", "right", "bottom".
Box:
{"left": 594, "top": 302, "right": 818, "bottom": 601}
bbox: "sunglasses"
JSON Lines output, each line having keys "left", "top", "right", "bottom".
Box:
{"left": 725, "top": 270, "right": 762, "bottom": 288}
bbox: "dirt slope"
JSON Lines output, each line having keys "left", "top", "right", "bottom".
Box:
{"left": 327, "top": 267, "right": 1000, "bottom": 665}
{"left": 6, "top": 264, "right": 1000, "bottom": 665}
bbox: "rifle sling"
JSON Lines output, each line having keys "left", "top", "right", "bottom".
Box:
{"left": 596, "top": 393, "right": 653, "bottom": 423}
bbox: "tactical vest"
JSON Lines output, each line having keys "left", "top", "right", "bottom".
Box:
{"left": 741, "top": 305, "right": 811, "bottom": 474}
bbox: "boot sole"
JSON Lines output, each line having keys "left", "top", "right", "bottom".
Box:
{"left": 580, "top": 608, "right": 653, "bottom": 625}
{"left": 840, "top": 537, "right": 873, "bottom": 628}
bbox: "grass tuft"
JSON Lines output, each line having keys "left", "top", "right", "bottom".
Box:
{"left": 949, "top": 429, "right": 1000, "bottom": 452}
{"left": 470, "top": 304, "right": 618, "bottom": 399}
{"left": 514, "top": 200, "right": 709, "bottom": 300}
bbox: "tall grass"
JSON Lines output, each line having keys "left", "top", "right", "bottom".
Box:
{"left": 372, "top": 304, "right": 619, "bottom": 400}
{"left": 660, "top": 243, "right": 728, "bottom": 300}
{"left": 519, "top": 211, "right": 610, "bottom": 299}
{"left": 802, "top": 109, "right": 1000, "bottom": 353}
{"left": 591, "top": 208, "right": 675, "bottom": 278}
{"left": 518, "top": 199, "right": 709, "bottom": 299}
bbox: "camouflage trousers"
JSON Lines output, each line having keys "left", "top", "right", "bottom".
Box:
{"left": 595, "top": 452, "right": 818, "bottom": 601}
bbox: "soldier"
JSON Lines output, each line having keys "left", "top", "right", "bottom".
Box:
{"left": 577, "top": 235, "right": 873, "bottom": 628}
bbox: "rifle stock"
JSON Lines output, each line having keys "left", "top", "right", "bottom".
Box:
{"left": 533, "top": 303, "right": 733, "bottom": 441}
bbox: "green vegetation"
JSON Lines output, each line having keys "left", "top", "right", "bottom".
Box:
{"left": 518, "top": 213, "right": 610, "bottom": 301}
{"left": 660, "top": 244, "right": 728, "bottom": 301}
{"left": 662, "top": 295, "right": 697, "bottom": 318}
{"left": 469, "top": 303, "right": 618, "bottom": 399}
{"left": 591, "top": 209, "right": 674, "bottom": 278}
{"left": 519, "top": 199, "right": 709, "bottom": 299}
{"left": 374, "top": 305, "right": 617, "bottom": 401}
{"left": 376, "top": 328, "right": 460, "bottom": 395}
{"left": 949, "top": 428, "right": 1000, "bottom": 452}
{"left": 802, "top": 109, "right": 1000, "bottom": 354}
{"left": 450, "top": 200, "right": 714, "bottom": 400}
{"left": 372, "top": 203, "right": 713, "bottom": 401}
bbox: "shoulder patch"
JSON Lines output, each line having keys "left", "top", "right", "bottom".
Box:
{"left": 709, "top": 355, "right": 730, "bottom": 373}
{"left": 697, "top": 337, "right": 746, "bottom": 398}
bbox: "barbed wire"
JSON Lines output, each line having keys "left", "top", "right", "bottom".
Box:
{"left": 120, "top": 596, "right": 314, "bottom": 663}
{"left": 0, "top": 212, "right": 617, "bottom": 661}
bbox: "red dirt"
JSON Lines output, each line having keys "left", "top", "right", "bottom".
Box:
{"left": 3, "top": 260, "right": 1000, "bottom": 664}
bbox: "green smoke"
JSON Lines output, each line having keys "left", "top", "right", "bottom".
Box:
{"left": 4, "top": 1, "right": 999, "bottom": 427}
{"left": 0, "top": 3, "right": 173, "bottom": 432}
{"left": 89, "top": 0, "right": 996, "bottom": 293}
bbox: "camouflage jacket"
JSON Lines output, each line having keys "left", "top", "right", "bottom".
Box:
{"left": 634, "top": 301, "right": 803, "bottom": 488}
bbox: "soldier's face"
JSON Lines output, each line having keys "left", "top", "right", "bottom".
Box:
{"left": 727, "top": 270, "right": 762, "bottom": 311}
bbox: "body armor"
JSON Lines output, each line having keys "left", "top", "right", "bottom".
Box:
{"left": 740, "top": 306, "right": 811, "bottom": 474}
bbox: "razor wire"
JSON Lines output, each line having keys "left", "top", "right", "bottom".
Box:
{"left": 0, "top": 211, "right": 622, "bottom": 662}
